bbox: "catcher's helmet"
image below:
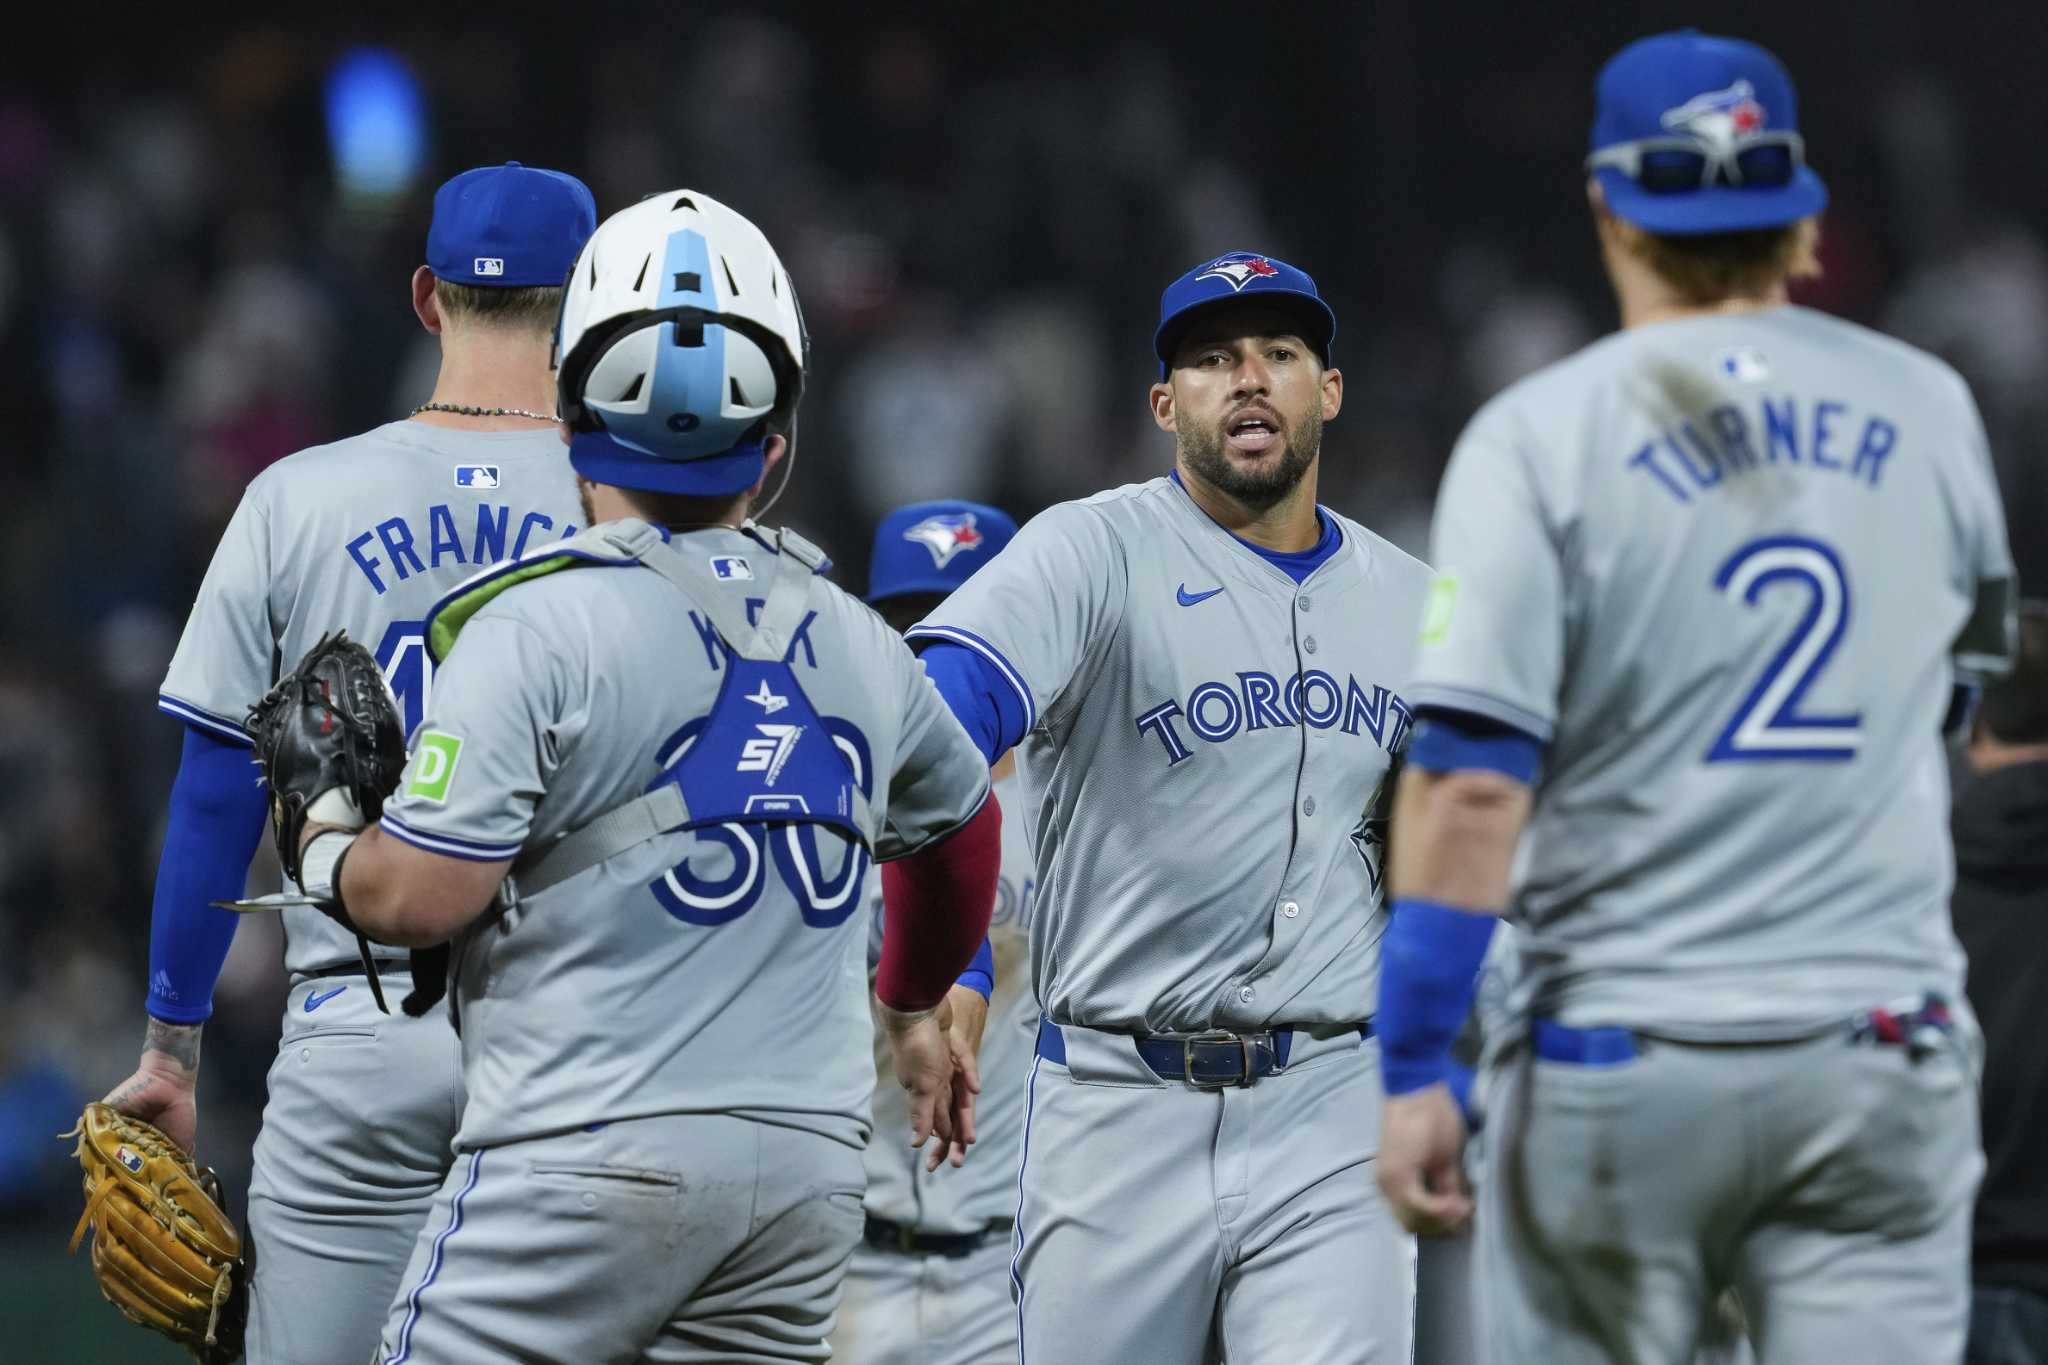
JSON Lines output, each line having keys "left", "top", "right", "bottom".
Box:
{"left": 554, "top": 189, "right": 808, "bottom": 497}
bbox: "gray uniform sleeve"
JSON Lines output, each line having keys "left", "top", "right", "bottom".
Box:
{"left": 874, "top": 630, "right": 994, "bottom": 862}
{"left": 378, "top": 612, "right": 568, "bottom": 862}
{"left": 158, "top": 482, "right": 278, "bottom": 741}
{"left": 907, "top": 499, "right": 1127, "bottom": 731}
{"left": 1945, "top": 380, "right": 2017, "bottom": 675}
{"left": 1407, "top": 399, "right": 1566, "bottom": 740}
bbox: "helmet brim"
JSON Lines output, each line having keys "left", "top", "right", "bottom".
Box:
{"left": 568, "top": 429, "right": 767, "bottom": 497}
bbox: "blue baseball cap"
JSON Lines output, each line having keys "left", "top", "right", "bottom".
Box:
{"left": 866, "top": 500, "right": 1017, "bottom": 604}
{"left": 426, "top": 162, "right": 597, "bottom": 287}
{"left": 1153, "top": 252, "right": 1336, "bottom": 379}
{"left": 1589, "top": 30, "right": 1827, "bottom": 235}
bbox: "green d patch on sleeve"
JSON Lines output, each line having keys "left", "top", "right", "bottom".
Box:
{"left": 1420, "top": 574, "right": 1460, "bottom": 646}
{"left": 405, "top": 732, "right": 464, "bottom": 803}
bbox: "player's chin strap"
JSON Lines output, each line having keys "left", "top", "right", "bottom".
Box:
{"left": 499, "top": 522, "right": 873, "bottom": 908}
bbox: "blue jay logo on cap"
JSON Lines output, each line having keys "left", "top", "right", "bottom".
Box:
{"left": 1662, "top": 80, "right": 1767, "bottom": 146}
{"left": 1196, "top": 254, "right": 1282, "bottom": 293}
{"left": 903, "top": 513, "right": 986, "bottom": 569}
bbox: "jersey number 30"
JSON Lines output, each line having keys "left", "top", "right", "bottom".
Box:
{"left": 1706, "top": 536, "right": 1862, "bottom": 763}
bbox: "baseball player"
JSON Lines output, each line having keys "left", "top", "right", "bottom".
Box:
{"left": 98, "top": 162, "right": 596, "bottom": 1365}
{"left": 904, "top": 252, "right": 1429, "bottom": 1363}
{"left": 831, "top": 499, "right": 1029, "bottom": 1365}
{"left": 267, "top": 189, "right": 1001, "bottom": 1364}
{"left": 1375, "top": 29, "right": 2015, "bottom": 1365}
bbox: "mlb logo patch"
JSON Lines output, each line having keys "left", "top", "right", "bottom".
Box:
{"left": 473, "top": 257, "right": 505, "bottom": 277}
{"left": 455, "top": 465, "right": 501, "bottom": 489}
{"left": 115, "top": 1146, "right": 144, "bottom": 1174}
{"left": 711, "top": 556, "right": 754, "bottom": 581}
{"left": 1716, "top": 348, "right": 1770, "bottom": 383}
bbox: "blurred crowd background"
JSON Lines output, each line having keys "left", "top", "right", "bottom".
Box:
{"left": 2, "top": 4, "right": 2042, "bottom": 1353}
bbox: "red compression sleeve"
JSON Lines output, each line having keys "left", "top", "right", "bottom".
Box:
{"left": 876, "top": 790, "right": 1002, "bottom": 1011}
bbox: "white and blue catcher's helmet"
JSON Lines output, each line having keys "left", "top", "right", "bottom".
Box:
{"left": 555, "top": 189, "right": 807, "bottom": 496}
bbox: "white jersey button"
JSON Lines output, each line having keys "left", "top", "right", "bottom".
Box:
{"left": 1303, "top": 636, "right": 1318, "bottom": 654}
{"left": 1302, "top": 796, "right": 1317, "bottom": 816}
{"left": 1282, "top": 901, "right": 1300, "bottom": 918}
{"left": 1297, "top": 595, "right": 1312, "bottom": 611}
{"left": 1237, "top": 985, "right": 1256, "bottom": 1004}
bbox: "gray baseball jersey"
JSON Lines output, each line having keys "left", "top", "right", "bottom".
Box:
{"left": 1410, "top": 305, "right": 2015, "bottom": 1038}
{"left": 910, "top": 475, "right": 1433, "bottom": 1034}
{"left": 375, "top": 521, "right": 992, "bottom": 1152}
{"left": 159, "top": 421, "right": 583, "bottom": 978}
{"left": 861, "top": 767, "right": 1036, "bottom": 1236}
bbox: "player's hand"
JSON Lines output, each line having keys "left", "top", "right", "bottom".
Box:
{"left": 101, "top": 1024, "right": 202, "bottom": 1156}
{"left": 929, "top": 984, "right": 988, "bottom": 1172}
{"left": 1377, "top": 1084, "right": 1472, "bottom": 1236}
{"left": 876, "top": 995, "right": 967, "bottom": 1163}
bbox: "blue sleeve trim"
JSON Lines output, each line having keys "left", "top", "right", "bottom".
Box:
{"left": 1377, "top": 898, "right": 1498, "bottom": 1097}
{"left": 378, "top": 814, "right": 522, "bottom": 862}
{"left": 906, "top": 626, "right": 1038, "bottom": 733}
{"left": 156, "top": 695, "right": 253, "bottom": 747}
{"left": 913, "top": 640, "right": 1031, "bottom": 764}
{"left": 1403, "top": 684, "right": 1555, "bottom": 745}
{"left": 955, "top": 937, "right": 995, "bottom": 1000}
{"left": 1408, "top": 711, "right": 1545, "bottom": 785}
{"left": 146, "top": 726, "right": 270, "bottom": 1023}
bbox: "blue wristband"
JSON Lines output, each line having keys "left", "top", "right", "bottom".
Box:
{"left": 1377, "top": 898, "right": 1498, "bottom": 1097}
{"left": 955, "top": 937, "right": 995, "bottom": 1001}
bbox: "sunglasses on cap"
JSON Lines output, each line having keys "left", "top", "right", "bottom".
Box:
{"left": 1585, "top": 131, "right": 1805, "bottom": 193}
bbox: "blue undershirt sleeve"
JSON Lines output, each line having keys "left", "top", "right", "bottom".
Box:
{"left": 145, "top": 725, "right": 269, "bottom": 1025}
{"left": 917, "top": 641, "right": 1029, "bottom": 765}
{"left": 1408, "top": 707, "right": 1546, "bottom": 785}
{"left": 955, "top": 937, "right": 994, "bottom": 1001}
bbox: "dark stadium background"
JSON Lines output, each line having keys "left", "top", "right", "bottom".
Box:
{"left": 3, "top": 5, "right": 2040, "bottom": 1355}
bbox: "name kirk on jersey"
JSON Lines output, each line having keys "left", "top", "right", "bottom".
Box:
{"left": 346, "top": 503, "right": 578, "bottom": 595}
{"left": 1627, "top": 394, "right": 1898, "bottom": 507}
{"left": 1135, "top": 671, "right": 1412, "bottom": 766}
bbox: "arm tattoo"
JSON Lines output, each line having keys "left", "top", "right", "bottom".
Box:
{"left": 143, "top": 1017, "right": 203, "bottom": 1073}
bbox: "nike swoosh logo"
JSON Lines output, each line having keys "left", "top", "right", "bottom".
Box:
{"left": 1176, "top": 583, "right": 1225, "bottom": 607}
{"left": 304, "top": 985, "right": 348, "bottom": 1013}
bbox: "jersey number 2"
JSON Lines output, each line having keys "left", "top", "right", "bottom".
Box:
{"left": 1706, "top": 536, "right": 1862, "bottom": 763}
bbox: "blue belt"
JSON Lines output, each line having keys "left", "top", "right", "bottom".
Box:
{"left": 1036, "top": 1017, "right": 1375, "bottom": 1088}
{"left": 1530, "top": 1017, "right": 1638, "bottom": 1066}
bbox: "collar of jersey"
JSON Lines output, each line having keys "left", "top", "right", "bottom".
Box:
{"left": 1167, "top": 469, "right": 1344, "bottom": 583}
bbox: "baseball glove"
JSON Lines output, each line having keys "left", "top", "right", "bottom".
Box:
{"left": 64, "top": 1103, "right": 247, "bottom": 1363}
{"left": 245, "top": 631, "right": 407, "bottom": 885}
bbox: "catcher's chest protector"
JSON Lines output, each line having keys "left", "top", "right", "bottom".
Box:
{"left": 654, "top": 652, "right": 866, "bottom": 847}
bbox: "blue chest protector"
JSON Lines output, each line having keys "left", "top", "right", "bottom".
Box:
{"left": 425, "top": 518, "right": 875, "bottom": 908}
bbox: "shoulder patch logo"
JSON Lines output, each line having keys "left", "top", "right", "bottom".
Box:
{"left": 1420, "top": 574, "right": 1459, "bottom": 646}
{"left": 903, "top": 513, "right": 985, "bottom": 569}
{"left": 710, "top": 556, "right": 754, "bottom": 581}
{"left": 454, "top": 465, "right": 501, "bottom": 489}
{"left": 406, "top": 732, "right": 464, "bottom": 803}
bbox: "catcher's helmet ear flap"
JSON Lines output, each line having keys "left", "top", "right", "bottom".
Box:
{"left": 553, "top": 191, "right": 807, "bottom": 493}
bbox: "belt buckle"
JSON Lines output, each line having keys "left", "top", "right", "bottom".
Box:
{"left": 895, "top": 1221, "right": 918, "bottom": 1255}
{"left": 1182, "top": 1030, "right": 1253, "bottom": 1089}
